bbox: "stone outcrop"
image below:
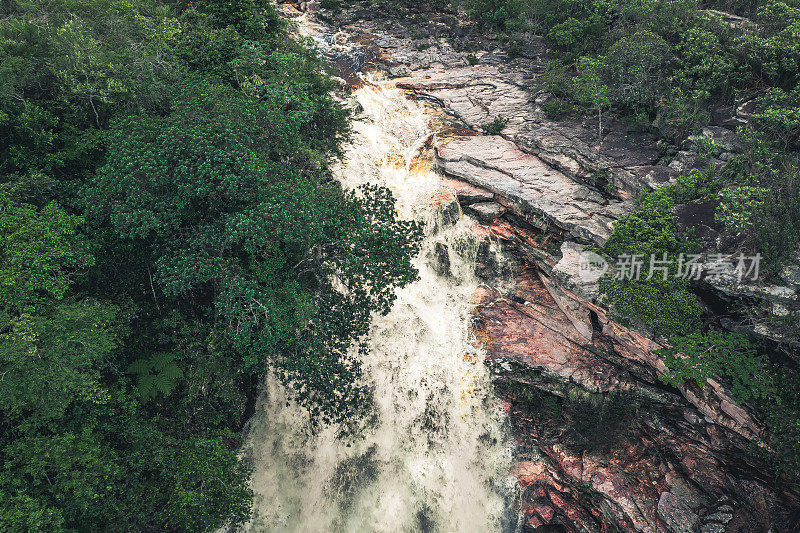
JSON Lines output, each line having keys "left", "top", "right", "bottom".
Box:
{"left": 474, "top": 268, "right": 788, "bottom": 532}
{"left": 436, "top": 135, "right": 627, "bottom": 245}
{"left": 394, "top": 65, "right": 678, "bottom": 198}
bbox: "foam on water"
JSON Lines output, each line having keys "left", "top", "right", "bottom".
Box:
{"left": 242, "top": 79, "right": 517, "bottom": 533}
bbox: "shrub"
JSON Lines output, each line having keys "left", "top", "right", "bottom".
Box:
{"left": 600, "top": 184, "right": 704, "bottom": 337}
{"left": 752, "top": 86, "right": 800, "bottom": 144}
{"left": 716, "top": 185, "right": 767, "bottom": 232}
{"left": 659, "top": 331, "right": 774, "bottom": 402}
{"left": 464, "top": 0, "right": 515, "bottom": 29}
{"left": 600, "top": 276, "right": 702, "bottom": 337}
{"left": 538, "top": 59, "right": 574, "bottom": 98}
{"left": 661, "top": 332, "right": 800, "bottom": 482}
{"left": 736, "top": 0, "right": 800, "bottom": 88}
{"left": 656, "top": 86, "right": 712, "bottom": 141}
{"left": 691, "top": 134, "right": 724, "bottom": 161}
{"left": 718, "top": 127, "right": 800, "bottom": 268}
{"left": 756, "top": 368, "right": 800, "bottom": 481}
{"left": 542, "top": 97, "right": 574, "bottom": 119}
{"left": 674, "top": 25, "right": 740, "bottom": 101}
{"left": 547, "top": 17, "right": 587, "bottom": 49}
{"left": 482, "top": 115, "right": 508, "bottom": 134}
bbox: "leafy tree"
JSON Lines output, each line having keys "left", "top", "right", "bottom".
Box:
{"left": 0, "top": 300, "right": 121, "bottom": 425}
{"left": 150, "top": 434, "right": 253, "bottom": 530}
{"left": 723, "top": 123, "right": 800, "bottom": 267}
{"left": 0, "top": 194, "right": 93, "bottom": 311}
{"left": 2, "top": 425, "right": 123, "bottom": 522}
{"left": 604, "top": 30, "right": 671, "bottom": 109}
{"left": 88, "top": 73, "right": 420, "bottom": 426}
{"left": 659, "top": 330, "right": 775, "bottom": 402}
{"left": 0, "top": 0, "right": 422, "bottom": 528}
{"left": 0, "top": 0, "right": 180, "bottom": 207}
{"left": 736, "top": 0, "right": 800, "bottom": 88}
{"left": 0, "top": 482, "right": 65, "bottom": 532}
{"left": 174, "top": 0, "right": 282, "bottom": 81}
{"left": 572, "top": 56, "right": 611, "bottom": 143}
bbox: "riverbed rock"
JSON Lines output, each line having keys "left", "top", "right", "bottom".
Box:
{"left": 658, "top": 491, "right": 699, "bottom": 533}
{"left": 551, "top": 241, "right": 602, "bottom": 301}
{"left": 473, "top": 267, "right": 786, "bottom": 532}
{"left": 464, "top": 201, "right": 505, "bottom": 220}
{"left": 431, "top": 241, "right": 451, "bottom": 277}
{"left": 442, "top": 177, "right": 494, "bottom": 204}
{"left": 393, "top": 64, "right": 676, "bottom": 197}
{"left": 701, "top": 126, "right": 747, "bottom": 153}
{"left": 436, "top": 135, "right": 628, "bottom": 245}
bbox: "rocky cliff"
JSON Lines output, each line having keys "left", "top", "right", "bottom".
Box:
{"left": 281, "top": 2, "right": 799, "bottom": 530}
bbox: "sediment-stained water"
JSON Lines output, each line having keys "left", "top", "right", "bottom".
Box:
{"left": 242, "top": 79, "right": 517, "bottom": 533}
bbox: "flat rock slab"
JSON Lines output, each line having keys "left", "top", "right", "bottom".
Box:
{"left": 464, "top": 201, "right": 505, "bottom": 219}
{"left": 397, "top": 66, "right": 674, "bottom": 196}
{"left": 442, "top": 177, "right": 494, "bottom": 204}
{"left": 437, "top": 135, "right": 628, "bottom": 245}
{"left": 397, "top": 65, "right": 532, "bottom": 136}
{"left": 474, "top": 276, "right": 618, "bottom": 389}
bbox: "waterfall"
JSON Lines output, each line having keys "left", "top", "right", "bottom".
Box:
{"left": 241, "top": 79, "right": 517, "bottom": 532}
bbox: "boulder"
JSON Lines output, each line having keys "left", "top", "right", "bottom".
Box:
{"left": 464, "top": 201, "right": 505, "bottom": 220}
{"left": 658, "top": 491, "right": 700, "bottom": 533}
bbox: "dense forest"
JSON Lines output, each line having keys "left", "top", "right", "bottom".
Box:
{"left": 0, "top": 0, "right": 420, "bottom": 530}
{"left": 3, "top": 0, "right": 800, "bottom": 529}
{"left": 458, "top": 0, "right": 800, "bottom": 480}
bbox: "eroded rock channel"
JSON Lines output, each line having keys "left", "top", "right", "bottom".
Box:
{"left": 244, "top": 2, "right": 800, "bottom": 531}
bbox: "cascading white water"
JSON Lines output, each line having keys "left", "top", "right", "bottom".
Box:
{"left": 242, "top": 80, "right": 517, "bottom": 533}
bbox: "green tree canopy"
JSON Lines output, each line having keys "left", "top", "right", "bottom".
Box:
{"left": 0, "top": 0, "right": 422, "bottom": 529}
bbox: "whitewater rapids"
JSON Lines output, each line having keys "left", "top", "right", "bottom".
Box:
{"left": 242, "top": 80, "right": 517, "bottom": 533}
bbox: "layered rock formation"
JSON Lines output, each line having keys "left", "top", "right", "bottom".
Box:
{"left": 282, "top": 2, "right": 799, "bottom": 530}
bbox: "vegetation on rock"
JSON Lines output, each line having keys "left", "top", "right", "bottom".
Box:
{"left": 460, "top": 0, "right": 800, "bottom": 481}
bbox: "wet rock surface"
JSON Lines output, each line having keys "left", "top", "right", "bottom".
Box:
{"left": 282, "top": 2, "right": 800, "bottom": 530}
{"left": 463, "top": 200, "right": 505, "bottom": 220}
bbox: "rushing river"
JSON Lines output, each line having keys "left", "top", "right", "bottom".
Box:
{"left": 240, "top": 18, "right": 518, "bottom": 531}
